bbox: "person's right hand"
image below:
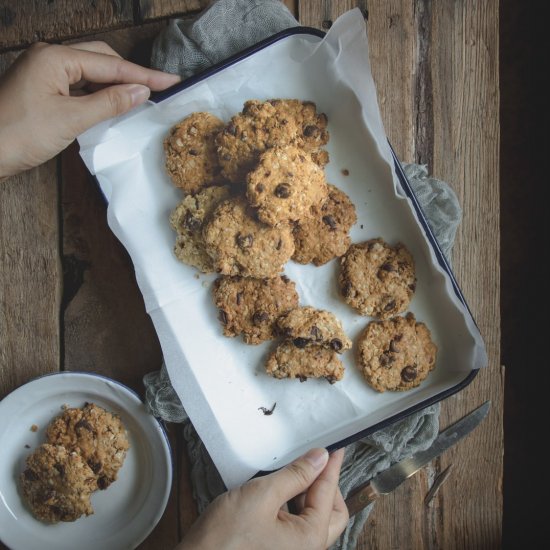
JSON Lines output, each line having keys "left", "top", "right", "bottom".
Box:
{"left": 177, "top": 448, "right": 349, "bottom": 550}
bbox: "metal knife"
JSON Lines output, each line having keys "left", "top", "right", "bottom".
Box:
{"left": 345, "top": 401, "right": 491, "bottom": 516}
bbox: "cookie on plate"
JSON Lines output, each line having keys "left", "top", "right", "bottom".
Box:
{"left": 356, "top": 312, "right": 437, "bottom": 392}
{"left": 164, "top": 112, "right": 225, "bottom": 194}
{"left": 292, "top": 184, "right": 357, "bottom": 265}
{"left": 170, "top": 185, "right": 232, "bottom": 273}
{"left": 213, "top": 275, "right": 299, "bottom": 344}
{"left": 46, "top": 403, "right": 129, "bottom": 490}
{"left": 203, "top": 196, "right": 295, "bottom": 278}
{"left": 275, "top": 306, "right": 351, "bottom": 353}
{"left": 339, "top": 238, "right": 416, "bottom": 319}
{"left": 19, "top": 443, "right": 97, "bottom": 523}
{"left": 215, "top": 100, "right": 300, "bottom": 183}
{"left": 246, "top": 146, "right": 328, "bottom": 226}
{"left": 265, "top": 341, "right": 344, "bottom": 383}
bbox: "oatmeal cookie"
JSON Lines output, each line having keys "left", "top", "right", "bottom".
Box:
{"left": 246, "top": 146, "right": 328, "bottom": 226}
{"left": 275, "top": 306, "right": 351, "bottom": 353}
{"left": 213, "top": 275, "right": 299, "bottom": 344}
{"left": 19, "top": 444, "right": 96, "bottom": 523}
{"left": 164, "top": 112, "right": 225, "bottom": 193}
{"left": 203, "top": 196, "right": 295, "bottom": 278}
{"left": 170, "top": 185, "right": 232, "bottom": 272}
{"left": 356, "top": 313, "right": 437, "bottom": 392}
{"left": 46, "top": 403, "right": 129, "bottom": 490}
{"left": 292, "top": 184, "right": 357, "bottom": 265}
{"left": 339, "top": 238, "right": 416, "bottom": 319}
{"left": 265, "top": 341, "right": 344, "bottom": 383}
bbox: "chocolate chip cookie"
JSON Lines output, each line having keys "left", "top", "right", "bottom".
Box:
{"left": 170, "top": 185, "right": 232, "bottom": 272}
{"left": 46, "top": 403, "right": 130, "bottom": 491}
{"left": 213, "top": 275, "right": 299, "bottom": 344}
{"left": 203, "top": 195, "right": 295, "bottom": 278}
{"left": 356, "top": 312, "right": 437, "bottom": 392}
{"left": 246, "top": 146, "right": 329, "bottom": 226}
{"left": 339, "top": 238, "right": 416, "bottom": 319}
{"left": 276, "top": 306, "right": 351, "bottom": 352}
{"left": 20, "top": 443, "right": 97, "bottom": 523}
{"left": 265, "top": 341, "right": 344, "bottom": 383}
{"left": 292, "top": 184, "right": 357, "bottom": 265}
{"left": 164, "top": 112, "right": 225, "bottom": 193}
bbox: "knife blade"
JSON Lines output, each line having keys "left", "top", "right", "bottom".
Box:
{"left": 345, "top": 400, "right": 490, "bottom": 516}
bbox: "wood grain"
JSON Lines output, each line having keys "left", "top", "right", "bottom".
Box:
{"left": 0, "top": 0, "right": 133, "bottom": 51}
{"left": 298, "top": 1, "right": 502, "bottom": 548}
{"left": 138, "top": 0, "right": 209, "bottom": 21}
{"left": 0, "top": 52, "right": 61, "bottom": 400}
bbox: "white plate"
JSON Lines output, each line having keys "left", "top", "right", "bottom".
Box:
{"left": 0, "top": 372, "right": 172, "bottom": 550}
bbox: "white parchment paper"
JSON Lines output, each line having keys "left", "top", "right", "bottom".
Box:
{"left": 78, "top": 9, "right": 487, "bottom": 488}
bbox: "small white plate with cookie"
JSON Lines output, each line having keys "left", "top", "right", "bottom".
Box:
{"left": 0, "top": 371, "right": 172, "bottom": 550}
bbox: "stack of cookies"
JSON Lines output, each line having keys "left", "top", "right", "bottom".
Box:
{"left": 166, "top": 99, "right": 356, "bottom": 384}
{"left": 19, "top": 403, "right": 129, "bottom": 523}
{"left": 165, "top": 98, "right": 437, "bottom": 392}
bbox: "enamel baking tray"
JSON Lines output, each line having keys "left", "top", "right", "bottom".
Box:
{"left": 78, "top": 10, "right": 486, "bottom": 489}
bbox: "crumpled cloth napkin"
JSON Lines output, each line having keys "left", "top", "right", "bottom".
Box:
{"left": 146, "top": 1, "right": 462, "bottom": 548}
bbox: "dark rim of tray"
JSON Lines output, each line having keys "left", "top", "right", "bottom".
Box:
{"left": 94, "top": 26, "right": 480, "bottom": 482}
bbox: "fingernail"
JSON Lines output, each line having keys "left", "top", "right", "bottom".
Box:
{"left": 303, "top": 448, "right": 329, "bottom": 470}
{"left": 127, "top": 84, "right": 150, "bottom": 106}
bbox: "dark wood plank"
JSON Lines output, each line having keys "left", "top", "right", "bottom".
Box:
{"left": 0, "top": 51, "right": 61, "bottom": 400}
{"left": 0, "top": 0, "right": 133, "bottom": 51}
{"left": 298, "top": 1, "right": 502, "bottom": 548}
{"left": 138, "top": 0, "right": 209, "bottom": 21}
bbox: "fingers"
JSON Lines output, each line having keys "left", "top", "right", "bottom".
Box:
{"left": 62, "top": 47, "right": 180, "bottom": 90}
{"left": 301, "top": 448, "right": 345, "bottom": 526}
{"left": 68, "top": 41, "right": 123, "bottom": 58}
{"left": 326, "top": 488, "right": 350, "bottom": 547}
{"left": 67, "top": 83, "right": 150, "bottom": 134}
{"left": 268, "top": 448, "right": 329, "bottom": 504}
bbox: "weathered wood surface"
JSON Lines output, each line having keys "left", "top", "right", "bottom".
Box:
{"left": 0, "top": 0, "right": 502, "bottom": 548}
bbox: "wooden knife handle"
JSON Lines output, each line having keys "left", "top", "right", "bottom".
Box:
{"left": 345, "top": 482, "right": 380, "bottom": 516}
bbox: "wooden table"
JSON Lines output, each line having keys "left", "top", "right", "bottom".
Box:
{"left": 0, "top": 1, "right": 502, "bottom": 548}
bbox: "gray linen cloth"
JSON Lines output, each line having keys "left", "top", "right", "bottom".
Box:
{"left": 145, "top": 1, "right": 462, "bottom": 548}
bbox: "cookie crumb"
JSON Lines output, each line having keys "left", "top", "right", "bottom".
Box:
{"left": 30, "top": 425, "right": 38, "bottom": 432}
{"left": 341, "top": 168, "right": 350, "bottom": 176}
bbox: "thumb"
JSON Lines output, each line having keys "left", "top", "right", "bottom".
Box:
{"left": 70, "top": 83, "right": 150, "bottom": 133}
{"left": 268, "top": 448, "right": 329, "bottom": 505}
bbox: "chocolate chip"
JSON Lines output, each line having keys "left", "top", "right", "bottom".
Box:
{"left": 310, "top": 326, "right": 322, "bottom": 340}
{"left": 401, "top": 366, "right": 417, "bottom": 382}
{"left": 298, "top": 375, "right": 307, "bottom": 382}
{"left": 341, "top": 281, "right": 352, "bottom": 297}
{"left": 88, "top": 461, "right": 102, "bottom": 474}
{"left": 50, "top": 505, "right": 62, "bottom": 516}
{"left": 218, "top": 310, "right": 228, "bottom": 324}
{"left": 252, "top": 311, "right": 269, "bottom": 325}
{"left": 389, "top": 339, "right": 400, "bottom": 353}
{"left": 293, "top": 337, "right": 309, "bottom": 348}
{"left": 75, "top": 419, "right": 93, "bottom": 432}
{"left": 379, "top": 353, "right": 393, "bottom": 367}
{"left": 97, "top": 476, "right": 110, "bottom": 490}
{"left": 23, "top": 469, "right": 38, "bottom": 481}
{"left": 281, "top": 275, "right": 290, "bottom": 283}
{"left": 409, "top": 282, "right": 417, "bottom": 292}
{"left": 322, "top": 215, "right": 337, "bottom": 230}
{"left": 184, "top": 212, "right": 201, "bottom": 231}
{"left": 381, "top": 262, "right": 396, "bottom": 272}
{"left": 256, "top": 183, "right": 265, "bottom": 192}
{"left": 54, "top": 464, "right": 65, "bottom": 478}
{"left": 276, "top": 239, "right": 282, "bottom": 250}
{"left": 281, "top": 118, "right": 288, "bottom": 125}
{"left": 383, "top": 300, "right": 396, "bottom": 312}
{"left": 188, "top": 149, "right": 199, "bottom": 156}
{"left": 236, "top": 292, "right": 243, "bottom": 305}
{"left": 303, "top": 125, "right": 318, "bottom": 137}
{"left": 330, "top": 338, "right": 343, "bottom": 351}
{"left": 222, "top": 153, "right": 232, "bottom": 161}
{"left": 236, "top": 233, "right": 254, "bottom": 249}
{"left": 227, "top": 123, "right": 237, "bottom": 135}
{"left": 274, "top": 183, "right": 291, "bottom": 198}
{"left": 341, "top": 168, "right": 350, "bottom": 176}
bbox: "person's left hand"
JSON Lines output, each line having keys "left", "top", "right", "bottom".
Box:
{"left": 0, "top": 41, "right": 180, "bottom": 179}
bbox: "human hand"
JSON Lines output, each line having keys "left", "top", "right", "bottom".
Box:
{"left": 0, "top": 41, "right": 180, "bottom": 178}
{"left": 178, "top": 448, "right": 349, "bottom": 550}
